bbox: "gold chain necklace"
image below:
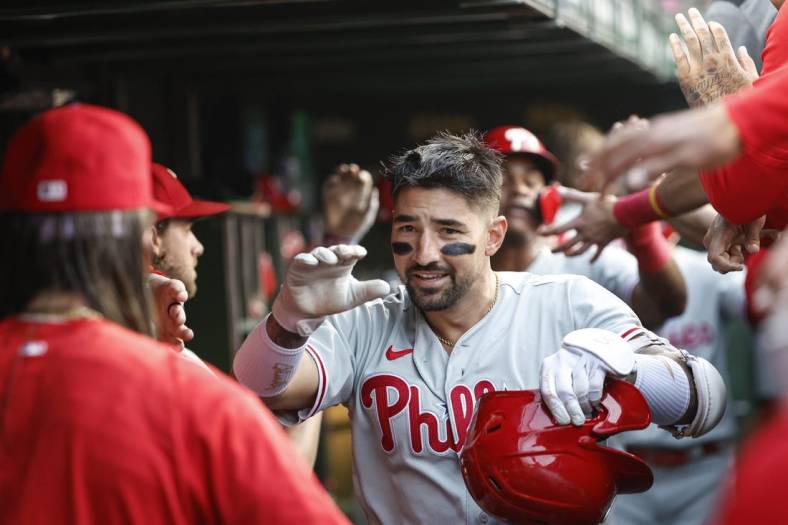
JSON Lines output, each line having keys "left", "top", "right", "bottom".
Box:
{"left": 435, "top": 273, "right": 499, "bottom": 348}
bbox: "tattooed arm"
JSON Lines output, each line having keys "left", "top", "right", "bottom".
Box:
{"left": 670, "top": 8, "right": 758, "bottom": 108}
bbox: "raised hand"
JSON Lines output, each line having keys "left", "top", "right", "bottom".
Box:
{"left": 702, "top": 214, "right": 780, "bottom": 274}
{"left": 148, "top": 273, "right": 194, "bottom": 347}
{"left": 322, "top": 163, "right": 379, "bottom": 243}
{"left": 670, "top": 8, "right": 758, "bottom": 108}
{"left": 585, "top": 104, "right": 741, "bottom": 193}
{"left": 537, "top": 186, "right": 627, "bottom": 262}
{"left": 272, "top": 244, "right": 390, "bottom": 336}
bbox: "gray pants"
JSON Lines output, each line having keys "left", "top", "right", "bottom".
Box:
{"left": 607, "top": 450, "right": 734, "bottom": 525}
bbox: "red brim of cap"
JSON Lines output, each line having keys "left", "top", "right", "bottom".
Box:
{"left": 172, "top": 199, "right": 231, "bottom": 219}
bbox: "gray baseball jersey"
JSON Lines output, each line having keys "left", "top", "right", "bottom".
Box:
{"left": 615, "top": 246, "right": 745, "bottom": 448}
{"left": 277, "top": 271, "right": 644, "bottom": 525}
{"left": 526, "top": 244, "right": 639, "bottom": 303}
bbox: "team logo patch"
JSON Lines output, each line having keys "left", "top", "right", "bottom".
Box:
{"left": 37, "top": 180, "right": 67, "bottom": 202}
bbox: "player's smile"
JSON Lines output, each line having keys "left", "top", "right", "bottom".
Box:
{"left": 407, "top": 269, "right": 452, "bottom": 292}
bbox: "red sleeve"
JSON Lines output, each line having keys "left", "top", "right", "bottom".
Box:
{"left": 697, "top": 5, "right": 788, "bottom": 225}
{"left": 698, "top": 144, "right": 788, "bottom": 224}
{"left": 725, "top": 65, "right": 788, "bottom": 169}
{"left": 760, "top": 3, "right": 788, "bottom": 77}
{"left": 698, "top": 65, "right": 788, "bottom": 225}
{"left": 179, "top": 367, "right": 350, "bottom": 525}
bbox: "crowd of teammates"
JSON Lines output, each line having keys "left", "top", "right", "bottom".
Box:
{"left": 2, "top": 1, "right": 788, "bottom": 524}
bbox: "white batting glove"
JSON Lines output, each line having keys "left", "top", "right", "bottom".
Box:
{"left": 272, "top": 244, "right": 391, "bottom": 336}
{"left": 540, "top": 328, "right": 635, "bottom": 426}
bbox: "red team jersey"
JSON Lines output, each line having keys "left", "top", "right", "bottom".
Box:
{"left": 699, "top": 4, "right": 788, "bottom": 230}
{"left": 717, "top": 410, "right": 788, "bottom": 524}
{"left": 0, "top": 317, "right": 348, "bottom": 525}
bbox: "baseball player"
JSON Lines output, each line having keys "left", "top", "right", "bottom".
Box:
{"left": 485, "top": 125, "right": 687, "bottom": 329}
{"left": 607, "top": 244, "right": 745, "bottom": 525}
{"left": 488, "top": 128, "right": 739, "bottom": 524}
{"left": 0, "top": 104, "right": 349, "bottom": 525}
{"left": 147, "top": 162, "right": 229, "bottom": 366}
{"left": 234, "top": 131, "right": 727, "bottom": 524}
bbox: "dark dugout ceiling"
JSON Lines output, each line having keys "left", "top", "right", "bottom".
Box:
{"left": 0, "top": 0, "right": 676, "bottom": 92}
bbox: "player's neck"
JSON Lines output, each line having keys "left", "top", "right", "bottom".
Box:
{"left": 23, "top": 291, "right": 91, "bottom": 316}
{"left": 492, "top": 237, "right": 544, "bottom": 272}
{"left": 423, "top": 269, "right": 498, "bottom": 352}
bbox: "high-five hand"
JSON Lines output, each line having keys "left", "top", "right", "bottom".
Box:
{"left": 272, "top": 245, "right": 391, "bottom": 336}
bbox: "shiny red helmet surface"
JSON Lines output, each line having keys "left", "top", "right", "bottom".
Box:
{"left": 484, "top": 125, "right": 560, "bottom": 182}
{"left": 460, "top": 379, "right": 653, "bottom": 525}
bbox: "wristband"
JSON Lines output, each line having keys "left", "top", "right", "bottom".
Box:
{"left": 613, "top": 188, "right": 668, "bottom": 228}
{"left": 625, "top": 222, "right": 671, "bottom": 274}
{"left": 232, "top": 314, "right": 307, "bottom": 397}
{"left": 647, "top": 185, "right": 670, "bottom": 219}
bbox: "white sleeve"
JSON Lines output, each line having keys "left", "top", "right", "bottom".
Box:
{"left": 582, "top": 245, "right": 640, "bottom": 303}
{"left": 274, "top": 311, "right": 357, "bottom": 426}
{"left": 567, "top": 276, "right": 642, "bottom": 335}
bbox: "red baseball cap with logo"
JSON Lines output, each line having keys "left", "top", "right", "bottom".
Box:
{"left": 0, "top": 103, "right": 172, "bottom": 215}
{"left": 484, "top": 125, "right": 560, "bottom": 182}
{"left": 152, "top": 163, "right": 230, "bottom": 220}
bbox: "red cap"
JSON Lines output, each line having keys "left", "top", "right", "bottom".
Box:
{"left": 0, "top": 104, "right": 170, "bottom": 215}
{"left": 484, "top": 125, "right": 560, "bottom": 182}
{"left": 152, "top": 163, "right": 230, "bottom": 220}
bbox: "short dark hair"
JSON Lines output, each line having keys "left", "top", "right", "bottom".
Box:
{"left": 0, "top": 210, "right": 155, "bottom": 336}
{"left": 388, "top": 131, "right": 503, "bottom": 212}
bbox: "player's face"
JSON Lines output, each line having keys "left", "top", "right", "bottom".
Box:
{"left": 391, "top": 187, "right": 505, "bottom": 311}
{"left": 499, "top": 156, "right": 547, "bottom": 245}
{"left": 152, "top": 219, "right": 205, "bottom": 298}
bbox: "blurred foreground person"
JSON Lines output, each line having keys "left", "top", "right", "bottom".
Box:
{"left": 715, "top": 231, "right": 788, "bottom": 524}
{"left": 0, "top": 104, "right": 349, "bottom": 525}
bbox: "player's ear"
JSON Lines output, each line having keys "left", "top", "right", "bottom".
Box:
{"left": 148, "top": 224, "right": 164, "bottom": 258}
{"left": 485, "top": 215, "right": 508, "bottom": 256}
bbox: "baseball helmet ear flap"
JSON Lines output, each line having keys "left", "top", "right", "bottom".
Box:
{"left": 460, "top": 379, "right": 653, "bottom": 525}
{"left": 530, "top": 184, "right": 563, "bottom": 225}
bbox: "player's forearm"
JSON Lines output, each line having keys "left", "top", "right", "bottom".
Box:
{"left": 613, "top": 170, "right": 708, "bottom": 229}
{"left": 626, "top": 331, "right": 726, "bottom": 438}
{"left": 284, "top": 412, "right": 324, "bottom": 468}
{"left": 267, "top": 312, "right": 309, "bottom": 348}
{"left": 667, "top": 205, "right": 717, "bottom": 247}
{"left": 632, "top": 344, "right": 697, "bottom": 425}
{"left": 630, "top": 260, "right": 687, "bottom": 328}
{"left": 625, "top": 223, "right": 687, "bottom": 327}
{"left": 233, "top": 314, "right": 318, "bottom": 411}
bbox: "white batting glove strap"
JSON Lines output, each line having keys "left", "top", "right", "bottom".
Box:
{"left": 271, "top": 245, "right": 391, "bottom": 337}
{"left": 233, "top": 315, "right": 307, "bottom": 397}
{"left": 540, "top": 328, "right": 636, "bottom": 426}
{"left": 561, "top": 328, "right": 636, "bottom": 375}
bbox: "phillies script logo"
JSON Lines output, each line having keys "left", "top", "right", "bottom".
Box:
{"left": 361, "top": 374, "right": 494, "bottom": 454}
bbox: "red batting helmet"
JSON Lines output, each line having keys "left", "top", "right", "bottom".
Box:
{"left": 484, "top": 125, "right": 560, "bottom": 182}
{"left": 460, "top": 379, "right": 653, "bottom": 525}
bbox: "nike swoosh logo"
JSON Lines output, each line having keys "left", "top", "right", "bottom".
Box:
{"left": 385, "top": 345, "right": 414, "bottom": 361}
